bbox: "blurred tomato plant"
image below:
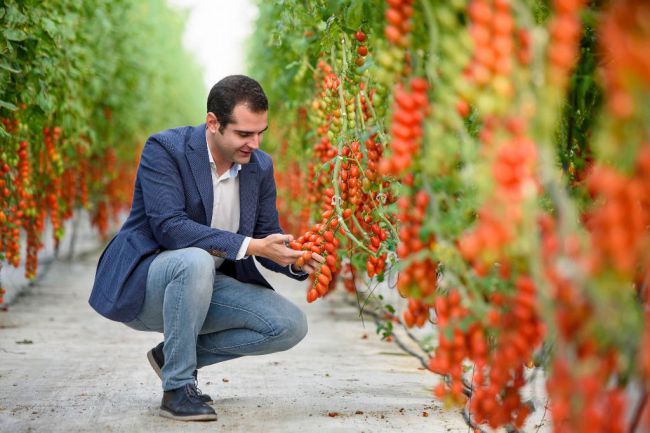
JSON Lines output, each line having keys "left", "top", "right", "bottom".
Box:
{"left": 0, "top": 0, "right": 205, "bottom": 301}
{"left": 249, "top": 0, "right": 650, "bottom": 431}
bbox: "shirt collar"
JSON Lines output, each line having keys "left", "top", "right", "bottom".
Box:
{"left": 207, "top": 141, "right": 242, "bottom": 179}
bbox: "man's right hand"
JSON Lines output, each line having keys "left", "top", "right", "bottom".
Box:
{"left": 247, "top": 234, "right": 303, "bottom": 266}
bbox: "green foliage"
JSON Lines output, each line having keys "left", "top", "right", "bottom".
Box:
{"left": 0, "top": 0, "right": 205, "bottom": 273}
{"left": 0, "top": 0, "right": 205, "bottom": 156}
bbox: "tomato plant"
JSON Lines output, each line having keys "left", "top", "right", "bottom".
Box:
{"left": 250, "top": 0, "right": 650, "bottom": 431}
{"left": 0, "top": 0, "right": 205, "bottom": 302}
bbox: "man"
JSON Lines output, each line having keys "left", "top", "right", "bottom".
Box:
{"left": 89, "top": 75, "right": 323, "bottom": 421}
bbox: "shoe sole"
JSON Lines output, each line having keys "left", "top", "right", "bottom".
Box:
{"left": 148, "top": 349, "right": 215, "bottom": 405}
{"left": 159, "top": 408, "right": 217, "bottom": 421}
{"left": 147, "top": 349, "right": 163, "bottom": 381}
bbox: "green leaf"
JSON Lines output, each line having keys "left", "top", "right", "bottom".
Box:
{"left": 0, "top": 100, "right": 17, "bottom": 111}
{"left": 41, "top": 18, "right": 58, "bottom": 38}
{"left": 0, "top": 61, "right": 20, "bottom": 73}
{"left": 344, "top": 1, "right": 364, "bottom": 30}
{"left": 4, "top": 29, "right": 28, "bottom": 41}
{"left": 35, "top": 91, "right": 53, "bottom": 112}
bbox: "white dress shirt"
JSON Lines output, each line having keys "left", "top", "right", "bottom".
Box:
{"left": 206, "top": 142, "right": 303, "bottom": 275}
{"left": 207, "top": 142, "right": 251, "bottom": 268}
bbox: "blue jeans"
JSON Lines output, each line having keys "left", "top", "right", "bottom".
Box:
{"left": 124, "top": 247, "right": 308, "bottom": 391}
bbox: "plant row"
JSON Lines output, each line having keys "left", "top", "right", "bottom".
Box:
{"left": 0, "top": 0, "right": 205, "bottom": 303}
{"left": 249, "top": 0, "right": 650, "bottom": 431}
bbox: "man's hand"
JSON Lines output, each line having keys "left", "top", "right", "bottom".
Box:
{"left": 292, "top": 252, "right": 325, "bottom": 274}
{"left": 247, "top": 234, "right": 303, "bottom": 267}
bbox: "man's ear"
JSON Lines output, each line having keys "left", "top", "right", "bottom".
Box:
{"left": 206, "top": 112, "right": 221, "bottom": 133}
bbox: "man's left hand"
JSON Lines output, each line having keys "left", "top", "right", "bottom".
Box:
{"left": 292, "top": 252, "right": 325, "bottom": 274}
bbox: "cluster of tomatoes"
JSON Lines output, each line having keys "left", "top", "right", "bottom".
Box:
{"left": 289, "top": 188, "right": 341, "bottom": 303}
{"left": 430, "top": 290, "right": 482, "bottom": 402}
{"left": 352, "top": 30, "right": 369, "bottom": 69}
{"left": 341, "top": 139, "right": 391, "bottom": 280}
{"left": 379, "top": 77, "right": 429, "bottom": 175}
{"left": 470, "top": 275, "right": 546, "bottom": 428}
{"left": 0, "top": 109, "right": 138, "bottom": 295}
{"left": 537, "top": 211, "right": 629, "bottom": 433}
{"left": 384, "top": 0, "right": 414, "bottom": 48}
{"left": 585, "top": 149, "right": 650, "bottom": 277}
{"left": 395, "top": 185, "right": 436, "bottom": 298}
{"left": 463, "top": 0, "right": 533, "bottom": 113}
{"left": 89, "top": 147, "right": 138, "bottom": 240}
{"left": 467, "top": 0, "right": 517, "bottom": 85}
{"left": 458, "top": 117, "right": 538, "bottom": 276}
{"left": 547, "top": 0, "right": 585, "bottom": 87}
{"left": 599, "top": 0, "right": 650, "bottom": 118}
{"left": 548, "top": 355, "right": 626, "bottom": 433}
{"left": 432, "top": 276, "right": 544, "bottom": 430}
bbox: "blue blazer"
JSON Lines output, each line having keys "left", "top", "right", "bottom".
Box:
{"left": 89, "top": 123, "right": 308, "bottom": 322}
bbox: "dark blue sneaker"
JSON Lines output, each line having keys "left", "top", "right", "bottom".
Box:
{"left": 147, "top": 342, "right": 214, "bottom": 404}
{"left": 160, "top": 383, "right": 217, "bottom": 421}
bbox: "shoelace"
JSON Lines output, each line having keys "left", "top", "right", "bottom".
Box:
{"left": 185, "top": 383, "right": 204, "bottom": 402}
{"left": 191, "top": 370, "right": 207, "bottom": 398}
{"left": 193, "top": 378, "right": 206, "bottom": 398}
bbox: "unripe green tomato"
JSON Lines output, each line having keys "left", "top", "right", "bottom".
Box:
{"left": 439, "top": 108, "right": 459, "bottom": 130}
{"left": 436, "top": 7, "right": 457, "bottom": 31}
{"left": 454, "top": 78, "right": 476, "bottom": 102}
{"left": 376, "top": 51, "right": 393, "bottom": 69}
{"left": 389, "top": 45, "right": 402, "bottom": 59}
{"left": 459, "top": 31, "right": 473, "bottom": 54}
{"left": 439, "top": 62, "right": 458, "bottom": 82}
{"left": 476, "top": 93, "right": 497, "bottom": 114}
{"left": 422, "top": 145, "right": 442, "bottom": 177}
{"left": 347, "top": 120, "right": 356, "bottom": 129}
{"left": 425, "top": 121, "right": 444, "bottom": 140}
{"left": 438, "top": 87, "right": 457, "bottom": 107}
{"left": 449, "top": 0, "right": 466, "bottom": 12}
{"left": 444, "top": 36, "right": 471, "bottom": 69}
{"left": 361, "top": 178, "right": 371, "bottom": 192}
{"left": 374, "top": 69, "right": 392, "bottom": 87}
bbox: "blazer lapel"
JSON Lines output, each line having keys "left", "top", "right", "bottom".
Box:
{"left": 186, "top": 124, "right": 213, "bottom": 224}
{"left": 238, "top": 162, "right": 259, "bottom": 235}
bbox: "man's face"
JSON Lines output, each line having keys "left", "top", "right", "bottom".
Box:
{"left": 206, "top": 103, "right": 268, "bottom": 170}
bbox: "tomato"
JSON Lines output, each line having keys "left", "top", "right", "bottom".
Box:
{"left": 307, "top": 288, "right": 319, "bottom": 303}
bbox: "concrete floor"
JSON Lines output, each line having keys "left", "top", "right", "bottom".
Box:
{"left": 0, "top": 251, "right": 469, "bottom": 433}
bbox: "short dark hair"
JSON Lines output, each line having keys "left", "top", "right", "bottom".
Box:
{"left": 207, "top": 75, "right": 268, "bottom": 133}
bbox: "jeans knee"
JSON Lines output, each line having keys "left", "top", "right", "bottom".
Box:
{"left": 275, "top": 309, "right": 308, "bottom": 350}
{"left": 171, "top": 248, "right": 215, "bottom": 295}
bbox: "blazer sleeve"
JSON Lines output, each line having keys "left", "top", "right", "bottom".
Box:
{"left": 254, "top": 156, "right": 308, "bottom": 281}
{"left": 139, "top": 136, "right": 246, "bottom": 259}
